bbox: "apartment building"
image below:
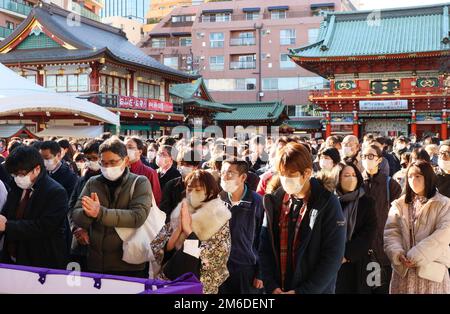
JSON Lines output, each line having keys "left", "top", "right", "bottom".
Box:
{"left": 141, "top": 0, "right": 358, "bottom": 117}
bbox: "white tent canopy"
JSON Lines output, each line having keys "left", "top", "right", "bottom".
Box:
{"left": 0, "top": 63, "right": 120, "bottom": 126}
{"left": 36, "top": 125, "right": 105, "bottom": 139}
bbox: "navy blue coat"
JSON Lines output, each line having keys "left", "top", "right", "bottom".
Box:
{"left": 260, "top": 177, "right": 346, "bottom": 294}
{"left": 0, "top": 172, "right": 68, "bottom": 269}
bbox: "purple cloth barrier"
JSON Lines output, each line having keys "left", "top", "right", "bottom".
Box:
{"left": 0, "top": 263, "right": 203, "bottom": 294}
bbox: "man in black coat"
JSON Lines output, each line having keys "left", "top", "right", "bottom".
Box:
{"left": 0, "top": 146, "right": 68, "bottom": 269}
{"left": 156, "top": 145, "right": 181, "bottom": 191}
{"left": 160, "top": 150, "right": 201, "bottom": 223}
{"left": 437, "top": 140, "right": 450, "bottom": 197}
{"left": 39, "top": 140, "right": 78, "bottom": 252}
{"left": 40, "top": 141, "right": 78, "bottom": 198}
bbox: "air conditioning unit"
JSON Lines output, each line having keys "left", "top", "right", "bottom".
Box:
{"left": 247, "top": 83, "right": 256, "bottom": 90}
{"left": 200, "top": 56, "right": 205, "bottom": 60}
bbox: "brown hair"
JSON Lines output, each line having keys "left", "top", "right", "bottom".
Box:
{"left": 185, "top": 169, "right": 221, "bottom": 202}
{"left": 405, "top": 160, "right": 437, "bottom": 203}
{"left": 275, "top": 142, "right": 313, "bottom": 175}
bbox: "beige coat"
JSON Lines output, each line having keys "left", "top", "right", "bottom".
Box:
{"left": 384, "top": 192, "right": 450, "bottom": 278}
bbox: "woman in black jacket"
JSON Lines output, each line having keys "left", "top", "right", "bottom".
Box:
{"left": 335, "top": 162, "right": 377, "bottom": 294}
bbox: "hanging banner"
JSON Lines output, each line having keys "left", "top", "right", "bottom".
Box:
{"left": 119, "top": 96, "right": 173, "bottom": 113}
{"left": 359, "top": 100, "right": 408, "bottom": 111}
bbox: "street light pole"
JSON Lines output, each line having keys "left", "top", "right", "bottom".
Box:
{"left": 254, "top": 22, "right": 263, "bottom": 102}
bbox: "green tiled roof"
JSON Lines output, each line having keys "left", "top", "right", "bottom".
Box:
{"left": 170, "top": 78, "right": 234, "bottom": 112}
{"left": 214, "top": 102, "right": 286, "bottom": 121}
{"left": 286, "top": 120, "right": 323, "bottom": 130}
{"left": 290, "top": 3, "right": 450, "bottom": 58}
{"left": 170, "top": 79, "right": 205, "bottom": 100}
{"left": 184, "top": 98, "right": 234, "bottom": 112}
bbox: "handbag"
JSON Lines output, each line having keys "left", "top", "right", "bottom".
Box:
{"left": 115, "top": 176, "right": 166, "bottom": 275}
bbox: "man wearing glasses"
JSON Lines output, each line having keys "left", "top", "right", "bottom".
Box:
{"left": 437, "top": 140, "right": 450, "bottom": 197}
{"left": 72, "top": 137, "right": 152, "bottom": 278}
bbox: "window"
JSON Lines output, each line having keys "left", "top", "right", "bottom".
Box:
{"left": 46, "top": 75, "right": 56, "bottom": 91}
{"left": 205, "top": 78, "right": 256, "bottom": 91}
{"left": 271, "top": 10, "right": 287, "bottom": 20}
{"left": 100, "top": 75, "right": 127, "bottom": 95}
{"left": 202, "top": 13, "right": 231, "bottom": 22}
{"left": 171, "top": 15, "right": 195, "bottom": 23}
{"left": 288, "top": 105, "right": 305, "bottom": 117}
{"left": 210, "top": 32, "right": 224, "bottom": 48}
{"left": 164, "top": 56, "right": 179, "bottom": 69}
{"left": 235, "top": 78, "right": 256, "bottom": 90}
{"left": 5, "top": 21, "right": 14, "bottom": 30}
{"left": 262, "top": 78, "right": 278, "bottom": 90}
{"left": 280, "top": 54, "right": 296, "bottom": 69}
{"left": 308, "top": 28, "right": 319, "bottom": 44}
{"left": 246, "top": 12, "right": 259, "bottom": 20}
{"left": 280, "top": 29, "right": 296, "bottom": 45}
{"left": 180, "top": 37, "right": 192, "bottom": 46}
{"left": 263, "top": 77, "right": 326, "bottom": 91}
{"left": 138, "top": 82, "right": 161, "bottom": 99}
{"left": 68, "top": 75, "right": 78, "bottom": 92}
{"left": 209, "top": 55, "right": 224, "bottom": 71}
{"left": 151, "top": 37, "right": 166, "bottom": 48}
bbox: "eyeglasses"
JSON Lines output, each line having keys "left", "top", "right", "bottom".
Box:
{"left": 361, "top": 154, "right": 378, "bottom": 160}
{"left": 100, "top": 159, "right": 123, "bottom": 167}
{"left": 220, "top": 171, "right": 240, "bottom": 179}
{"left": 438, "top": 151, "right": 450, "bottom": 159}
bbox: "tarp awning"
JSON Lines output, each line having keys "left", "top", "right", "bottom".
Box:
{"left": 36, "top": 126, "right": 105, "bottom": 139}
{"left": 0, "top": 63, "right": 120, "bottom": 126}
{"left": 0, "top": 124, "right": 36, "bottom": 138}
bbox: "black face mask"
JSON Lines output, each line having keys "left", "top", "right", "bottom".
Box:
{"left": 401, "top": 163, "right": 407, "bottom": 169}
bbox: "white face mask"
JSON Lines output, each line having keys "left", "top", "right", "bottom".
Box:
{"left": 14, "top": 170, "right": 36, "bottom": 190}
{"left": 362, "top": 159, "right": 378, "bottom": 173}
{"left": 221, "top": 179, "right": 240, "bottom": 194}
{"left": 147, "top": 151, "right": 156, "bottom": 161}
{"left": 76, "top": 162, "right": 85, "bottom": 171}
{"left": 280, "top": 176, "right": 304, "bottom": 195}
{"left": 44, "top": 158, "right": 58, "bottom": 172}
{"left": 127, "top": 149, "right": 138, "bottom": 162}
{"left": 320, "top": 159, "right": 334, "bottom": 171}
{"left": 86, "top": 160, "right": 101, "bottom": 172}
{"left": 101, "top": 163, "right": 125, "bottom": 181}
{"left": 341, "top": 176, "right": 358, "bottom": 193}
{"left": 438, "top": 158, "right": 450, "bottom": 172}
{"left": 187, "top": 190, "right": 206, "bottom": 209}
{"left": 396, "top": 144, "right": 406, "bottom": 151}
{"left": 342, "top": 146, "right": 354, "bottom": 157}
{"left": 179, "top": 166, "right": 194, "bottom": 179}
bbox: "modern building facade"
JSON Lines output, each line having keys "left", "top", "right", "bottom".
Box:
{"left": 140, "top": 0, "right": 358, "bottom": 133}
{"left": 0, "top": 0, "right": 103, "bottom": 42}
{"left": 100, "top": 0, "right": 150, "bottom": 23}
{"left": 290, "top": 3, "right": 450, "bottom": 140}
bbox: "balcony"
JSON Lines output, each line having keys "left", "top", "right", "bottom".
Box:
{"left": 230, "top": 37, "right": 256, "bottom": 46}
{"left": 72, "top": 2, "right": 101, "bottom": 22}
{"left": 0, "top": 0, "right": 33, "bottom": 18}
{"left": 230, "top": 61, "right": 256, "bottom": 70}
{"left": 198, "top": 11, "right": 313, "bottom": 22}
{"left": 0, "top": 26, "right": 14, "bottom": 39}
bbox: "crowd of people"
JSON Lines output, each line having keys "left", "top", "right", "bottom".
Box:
{"left": 0, "top": 132, "right": 449, "bottom": 294}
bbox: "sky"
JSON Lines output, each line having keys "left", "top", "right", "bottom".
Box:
{"left": 358, "top": 0, "right": 450, "bottom": 10}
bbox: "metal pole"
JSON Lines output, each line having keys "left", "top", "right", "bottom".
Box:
{"left": 254, "top": 22, "right": 263, "bottom": 102}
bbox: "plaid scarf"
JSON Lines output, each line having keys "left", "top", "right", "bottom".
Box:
{"left": 279, "top": 193, "right": 308, "bottom": 290}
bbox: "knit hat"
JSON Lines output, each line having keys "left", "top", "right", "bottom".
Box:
{"left": 321, "top": 148, "right": 341, "bottom": 165}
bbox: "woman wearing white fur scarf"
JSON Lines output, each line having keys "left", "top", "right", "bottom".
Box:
{"left": 151, "top": 170, "right": 231, "bottom": 294}
{"left": 384, "top": 161, "right": 450, "bottom": 294}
